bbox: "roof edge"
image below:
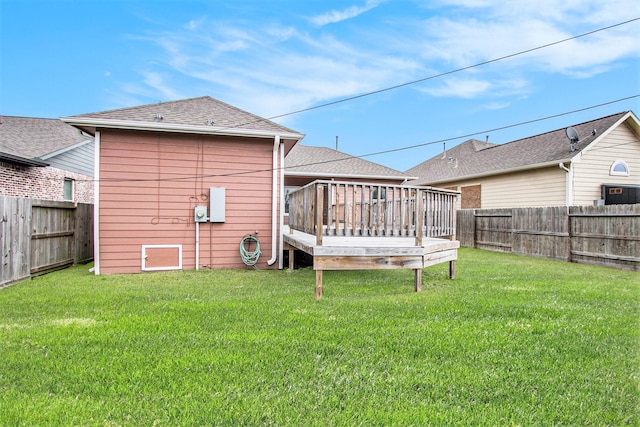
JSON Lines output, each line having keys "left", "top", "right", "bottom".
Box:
{"left": 285, "top": 170, "right": 416, "bottom": 181}
{"left": 417, "top": 158, "right": 574, "bottom": 186}
{"left": 40, "top": 138, "right": 93, "bottom": 160}
{"left": 0, "top": 152, "right": 49, "bottom": 167}
{"left": 60, "top": 117, "right": 305, "bottom": 140}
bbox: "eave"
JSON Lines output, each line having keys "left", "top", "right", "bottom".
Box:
{"left": 421, "top": 158, "right": 576, "bottom": 186}
{"left": 60, "top": 117, "right": 305, "bottom": 142}
{"left": 285, "top": 170, "right": 417, "bottom": 182}
{"left": 0, "top": 152, "right": 49, "bottom": 167}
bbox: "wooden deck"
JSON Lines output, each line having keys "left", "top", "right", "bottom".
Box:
{"left": 284, "top": 225, "right": 459, "bottom": 298}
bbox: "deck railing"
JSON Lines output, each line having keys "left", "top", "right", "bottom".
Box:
{"left": 288, "top": 180, "right": 459, "bottom": 243}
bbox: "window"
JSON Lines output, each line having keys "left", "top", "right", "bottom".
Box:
{"left": 284, "top": 186, "right": 300, "bottom": 214}
{"left": 63, "top": 178, "right": 74, "bottom": 201}
{"left": 610, "top": 161, "right": 630, "bottom": 176}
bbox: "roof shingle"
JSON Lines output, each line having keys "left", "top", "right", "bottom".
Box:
{"left": 286, "top": 145, "right": 411, "bottom": 180}
{"left": 407, "top": 112, "right": 632, "bottom": 185}
{"left": 0, "top": 116, "right": 91, "bottom": 159}
{"left": 67, "top": 96, "right": 300, "bottom": 135}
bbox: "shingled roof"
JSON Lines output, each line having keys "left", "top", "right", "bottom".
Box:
{"left": 62, "top": 96, "right": 303, "bottom": 140}
{"left": 407, "top": 111, "right": 635, "bottom": 185}
{"left": 285, "top": 144, "right": 413, "bottom": 181}
{"left": 0, "top": 116, "right": 92, "bottom": 166}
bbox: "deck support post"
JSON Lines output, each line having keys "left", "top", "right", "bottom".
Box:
{"left": 288, "top": 246, "right": 294, "bottom": 270}
{"left": 414, "top": 268, "right": 422, "bottom": 292}
{"left": 315, "top": 270, "right": 323, "bottom": 299}
{"left": 449, "top": 260, "right": 456, "bottom": 279}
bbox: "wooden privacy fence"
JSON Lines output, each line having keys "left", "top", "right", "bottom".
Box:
{"left": 288, "top": 180, "right": 459, "bottom": 239}
{"left": 457, "top": 205, "right": 640, "bottom": 271}
{"left": 1, "top": 196, "right": 93, "bottom": 286}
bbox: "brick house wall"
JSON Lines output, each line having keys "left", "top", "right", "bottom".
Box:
{"left": 0, "top": 161, "right": 94, "bottom": 203}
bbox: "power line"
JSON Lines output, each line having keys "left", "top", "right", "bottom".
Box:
{"left": 356, "top": 94, "right": 640, "bottom": 159}
{"left": 265, "top": 17, "right": 640, "bottom": 121}
{"left": 83, "top": 94, "right": 639, "bottom": 183}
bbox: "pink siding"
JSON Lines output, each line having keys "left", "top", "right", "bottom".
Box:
{"left": 98, "top": 130, "right": 278, "bottom": 274}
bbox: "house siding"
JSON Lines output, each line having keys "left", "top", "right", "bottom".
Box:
{"left": 439, "top": 166, "right": 567, "bottom": 209}
{"left": 47, "top": 141, "right": 95, "bottom": 177}
{"left": 573, "top": 124, "right": 640, "bottom": 205}
{"left": 98, "top": 129, "right": 278, "bottom": 274}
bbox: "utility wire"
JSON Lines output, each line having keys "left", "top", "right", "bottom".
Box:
{"left": 264, "top": 17, "right": 640, "bottom": 121}
{"left": 87, "top": 94, "right": 639, "bottom": 183}
{"left": 356, "top": 94, "right": 640, "bottom": 159}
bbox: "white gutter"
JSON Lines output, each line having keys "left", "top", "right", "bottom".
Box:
{"left": 425, "top": 158, "right": 576, "bottom": 186}
{"left": 93, "top": 131, "right": 101, "bottom": 275}
{"left": 279, "top": 140, "right": 285, "bottom": 270}
{"left": 60, "top": 117, "right": 304, "bottom": 140}
{"left": 267, "top": 135, "right": 280, "bottom": 266}
{"left": 559, "top": 162, "right": 574, "bottom": 206}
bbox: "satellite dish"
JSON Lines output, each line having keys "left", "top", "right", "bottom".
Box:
{"left": 566, "top": 127, "right": 580, "bottom": 143}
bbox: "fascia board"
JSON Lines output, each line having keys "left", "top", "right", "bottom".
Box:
{"left": 0, "top": 151, "right": 49, "bottom": 167}
{"left": 284, "top": 170, "right": 417, "bottom": 181}
{"left": 575, "top": 111, "right": 635, "bottom": 162}
{"left": 61, "top": 117, "right": 305, "bottom": 140}
{"left": 40, "top": 139, "right": 93, "bottom": 160}
{"left": 424, "top": 158, "right": 575, "bottom": 186}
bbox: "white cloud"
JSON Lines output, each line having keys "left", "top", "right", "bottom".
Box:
{"left": 117, "top": 0, "right": 639, "bottom": 117}
{"left": 310, "top": 0, "right": 383, "bottom": 26}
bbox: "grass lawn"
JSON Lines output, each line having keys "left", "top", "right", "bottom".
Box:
{"left": 0, "top": 248, "right": 638, "bottom": 426}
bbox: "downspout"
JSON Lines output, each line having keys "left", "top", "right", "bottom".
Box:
{"left": 267, "top": 135, "right": 280, "bottom": 266}
{"left": 278, "top": 140, "right": 285, "bottom": 270}
{"left": 93, "top": 130, "right": 101, "bottom": 275}
{"left": 558, "top": 162, "right": 573, "bottom": 206}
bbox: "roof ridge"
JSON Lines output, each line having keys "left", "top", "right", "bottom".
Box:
{"left": 68, "top": 95, "right": 213, "bottom": 117}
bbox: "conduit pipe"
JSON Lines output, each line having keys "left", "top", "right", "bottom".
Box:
{"left": 195, "top": 221, "right": 200, "bottom": 270}
{"left": 267, "top": 135, "right": 280, "bottom": 266}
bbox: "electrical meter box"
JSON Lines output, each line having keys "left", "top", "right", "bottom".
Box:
{"left": 194, "top": 206, "right": 208, "bottom": 223}
{"left": 209, "top": 187, "right": 226, "bottom": 223}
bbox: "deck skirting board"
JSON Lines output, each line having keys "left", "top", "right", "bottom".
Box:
{"left": 283, "top": 226, "right": 458, "bottom": 298}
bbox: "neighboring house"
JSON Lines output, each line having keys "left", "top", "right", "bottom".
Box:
{"left": 284, "top": 144, "right": 414, "bottom": 218}
{"left": 407, "top": 111, "right": 640, "bottom": 209}
{"left": 62, "top": 96, "right": 304, "bottom": 274}
{"left": 0, "top": 116, "right": 95, "bottom": 203}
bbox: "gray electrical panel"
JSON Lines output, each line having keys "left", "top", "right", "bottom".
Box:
{"left": 194, "top": 206, "right": 208, "bottom": 223}
{"left": 209, "top": 187, "right": 226, "bottom": 222}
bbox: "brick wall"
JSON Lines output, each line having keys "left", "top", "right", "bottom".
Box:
{"left": 0, "top": 161, "right": 94, "bottom": 204}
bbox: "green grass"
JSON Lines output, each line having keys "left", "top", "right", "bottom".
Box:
{"left": 1, "top": 248, "right": 638, "bottom": 426}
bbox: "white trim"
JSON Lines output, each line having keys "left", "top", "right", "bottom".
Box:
{"left": 285, "top": 171, "right": 415, "bottom": 181}
{"left": 424, "top": 158, "right": 575, "bottom": 186}
{"left": 610, "top": 160, "right": 630, "bottom": 176}
{"left": 93, "top": 131, "right": 100, "bottom": 275}
{"left": 141, "top": 244, "right": 183, "bottom": 271}
{"left": 40, "top": 138, "right": 93, "bottom": 160}
{"left": 60, "top": 117, "right": 304, "bottom": 140}
{"left": 578, "top": 111, "right": 637, "bottom": 158}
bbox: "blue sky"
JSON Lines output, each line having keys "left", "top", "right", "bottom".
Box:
{"left": 1, "top": 0, "right": 639, "bottom": 172}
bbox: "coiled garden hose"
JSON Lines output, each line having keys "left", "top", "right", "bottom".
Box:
{"left": 240, "top": 234, "right": 261, "bottom": 267}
